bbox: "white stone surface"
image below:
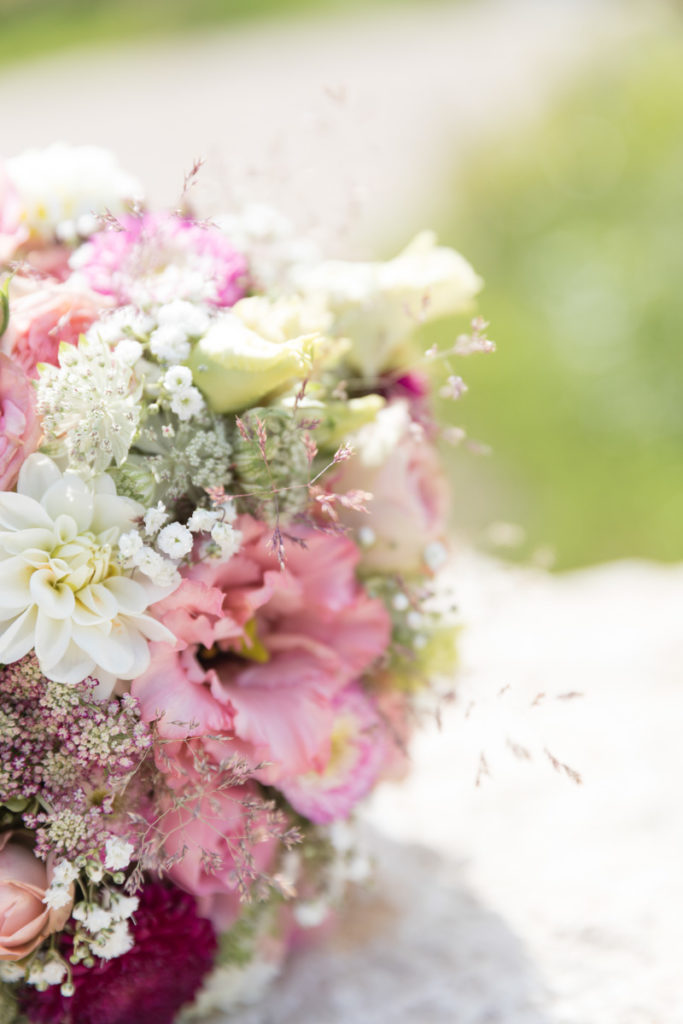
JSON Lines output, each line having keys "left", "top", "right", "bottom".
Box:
{"left": 231, "top": 552, "right": 683, "bottom": 1022}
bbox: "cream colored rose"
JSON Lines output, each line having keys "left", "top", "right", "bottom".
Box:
{"left": 186, "top": 309, "right": 318, "bottom": 415}
{"left": 294, "top": 231, "right": 482, "bottom": 378}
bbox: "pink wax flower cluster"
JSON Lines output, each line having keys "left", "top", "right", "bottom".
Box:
{"left": 0, "top": 144, "right": 486, "bottom": 1023}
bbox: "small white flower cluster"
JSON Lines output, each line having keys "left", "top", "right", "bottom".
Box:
{"left": 42, "top": 859, "right": 79, "bottom": 913}
{"left": 187, "top": 503, "right": 242, "bottom": 559}
{"left": 161, "top": 365, "right": 205, "bottom": 421}
{"left": 118, "top": 499, "right": 242, "bottom": 585}
{"left": 72, "top": 891, "right": 138, "bottom": 962}
{"left": 69, "top": 841, "right": 139, "bottom": 967}
{"left": 118, "top": 501, "right": 183, "bottom": 589}
{"left": 149, "top": 300, "right": 210, "bottom": 363}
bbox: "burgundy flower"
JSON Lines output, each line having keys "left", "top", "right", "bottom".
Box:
{"left": 21, "top": 882, "right": 217, "bottom": 1024}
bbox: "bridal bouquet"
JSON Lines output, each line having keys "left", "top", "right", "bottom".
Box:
{"left": 0, "top": 144, "right": 489, "bottom": 1024}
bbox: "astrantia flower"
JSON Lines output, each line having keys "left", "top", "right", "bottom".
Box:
{"left": 36, "top": 334, "right": 142, "bottom": 474}
{"left": 20, "top": 883, "right": 217, "bottom": 1024}
{"left": 0, "top": 454, "right": 175, "bottom": 693}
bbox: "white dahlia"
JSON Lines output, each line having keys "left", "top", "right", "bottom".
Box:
{"left": 0, "top": 454, "right": 175, "bottom": 695}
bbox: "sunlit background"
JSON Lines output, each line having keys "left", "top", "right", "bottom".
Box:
{"left": 3, "top": 0, "right": 680, "bottom": 572}
{"left": 2, "top": 2, "right": 682, "bottom": 1021}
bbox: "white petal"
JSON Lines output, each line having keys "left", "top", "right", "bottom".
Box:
{"left": 35, "top": 611, "right": 72, "bottom": 670}
{"left": 71, "top": 622, "right": 135, "bottom": 677}
{"left": 91, "top": 494, "right": 138, "bottom": 535}
{"left": 0, "top": 556, "right": 33, "bottom": 610}
{"left": 0, "top": 529, "right": 55, "bottom": 555}
{"left": 17, "top": 454, "right": 62, "bottom": 502}
{"left": 30, "top": 569, "right": 76, "bottom": 619}
{"left": 0, "top": 493, "right": 53, "bottom": 532}
{"left": 101, "top": 576, "right": 148, "bottom": 615}
{"left": 130, "top": 611, "right": 176, "bottom": 645}
{"left": 75, "top": 583, "right": 119, "bottom": 623}
{"left": 0, "top": 606, "right": 38, "bottom": 664}
{"left": 42, "top": 477, "right": 94, "bottom": 533}
{"left": 45, "top": 640, "right": 96, "bottom": 685}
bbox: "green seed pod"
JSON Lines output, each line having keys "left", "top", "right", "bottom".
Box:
{"left": 232, "top": 407, "right": 310, "bottom": 523}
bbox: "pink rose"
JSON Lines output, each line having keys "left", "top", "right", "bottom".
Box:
{"left": 0, "top": 833, "right": 73, "bottom": 961}
{"left": 333, "top": 407, "right": 450, "bottom": 574}
{"left": 2, "top": 280, "right": 107, "bottom": 377}
{"left": 133, "top": 517, "right": 391, "bottom": 791}
{"left": 0, "top": 353, "right": 42, "bottom": 491}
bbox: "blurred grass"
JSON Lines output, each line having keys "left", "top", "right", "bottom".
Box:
{"left": 430, "top": 31, "right": 683, "bottom": 570}
{"left": 0, "top": 0, "right": 431, "bottom": 69}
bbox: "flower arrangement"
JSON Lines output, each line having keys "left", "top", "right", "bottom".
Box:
{"left": 0, "top": 144, "right": 492, "bottom": 1024}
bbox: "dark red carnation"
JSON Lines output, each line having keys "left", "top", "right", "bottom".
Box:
{"left": 21, "top": 882, "right": 217, "bottom": 1024}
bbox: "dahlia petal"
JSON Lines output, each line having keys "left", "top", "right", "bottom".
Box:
{"left": 0, "top": 605, "right": 38, "bottom": 664}
{"left": 42, "top": 475, "right": 94, "bottom": 532}
{"left": 0, "top": 528, "right": 55, "bottom": 555}
{"left": 0, "top": 492, "right": 52, "bottom": 531}
{"left": 91, "top": 492, "right": 141, "bottom": 535}
{"left": 16, "top": 452, "right": 62, "bottom": 502}
{"left": 0, "top": 555, "right": 33, "bottom": 610}
{"left": 71, "top": 622, "right": 136, "bottom": 677}
{"left": 34, "top": 609, "right": 72, "bottom": 670}
{"left": 103, "top": 575, "right": 149, "bottom": 615}
{"left": 45, "top": 639, "right": 97, "bottom": 684}
{"left": 29, "top": 569, "right": 76, "bottom": 619}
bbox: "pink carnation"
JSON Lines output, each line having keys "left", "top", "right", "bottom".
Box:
{"left": 279, "top": 683, "right": 389, "bottom": 824}
{"left": 70, "top": 213, "right": 248, "bottom": 308}
{"left": 0, "top": 354, "right": 42, "bottom": 491}
{"left": 2, "top": 280, "right": 108, "bottom": 377}
{"left": 133, "top": 517, "right": 391, "bottom": 798}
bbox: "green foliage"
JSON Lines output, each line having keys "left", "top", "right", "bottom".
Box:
{"left": 430, "top": 34, "right": 683, "bottom": 568}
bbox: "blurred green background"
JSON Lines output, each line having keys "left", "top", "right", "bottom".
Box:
{"left": 432, "top": 29, "right": 683, "bottom": 569}
{"left": 0, "top": 0, "right": 420, "bottom": 67}
{"left": 1, "top": 0, "right": 681, "bottom": 571}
